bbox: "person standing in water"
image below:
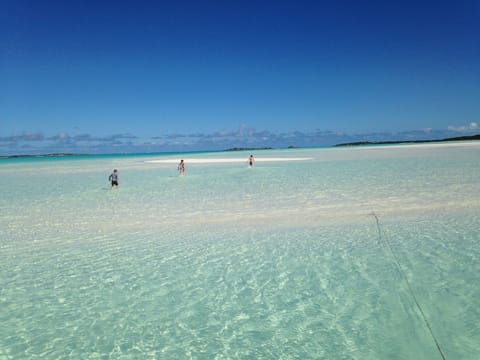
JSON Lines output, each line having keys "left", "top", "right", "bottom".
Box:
{"left": 109, "top": 169, "right": 119, "bottom": 188}
{"left": 178, "top": 160, "right": 185, "bottom": 176}
{"left": 248, "top": 154, "right": 254, "bottom": 167}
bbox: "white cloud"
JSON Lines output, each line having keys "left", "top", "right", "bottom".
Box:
{"left": 448, "top": 122, "right": 478, "bottom": 133}
{"left": 50, "top": 132, "right": 70, "bottom": 140}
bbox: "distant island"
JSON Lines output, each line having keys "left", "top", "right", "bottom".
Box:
{"left": 225, "top": 147, "right": 273, "bottom": 151}
{"left": 335, "top": 134, "right": 480, "bottom": 147}
{"left": 226, "top": 146, "right": 298, "bottom": 151}
{"left": 0, "top": 153, "right": 84, "bottom": 159}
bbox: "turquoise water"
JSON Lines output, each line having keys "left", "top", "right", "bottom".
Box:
{"left": 1, "top": 144, "right": 479, "bottom": 359}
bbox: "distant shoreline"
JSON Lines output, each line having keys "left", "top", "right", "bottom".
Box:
{"left": 225, "top": 146, "right": 297, "bottom": 151}
{"left": 225, "top": 147, "right": 273, "bottom": 151}
{"left": 335, "top": 134, "right": 480, "bottom": 147}
{"left": 0, "top": 153, "right": 85, "bottom": 159}
{"left": 1, "top": 135, "right": 479, "bottom": 159}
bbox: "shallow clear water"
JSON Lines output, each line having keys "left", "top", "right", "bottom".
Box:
{"left": 1, "top": 143, "right": 479, "bottom": 358}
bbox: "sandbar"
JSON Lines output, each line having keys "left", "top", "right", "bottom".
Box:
{"left": 145, "top": 157, "right": 312, "bottom": 164}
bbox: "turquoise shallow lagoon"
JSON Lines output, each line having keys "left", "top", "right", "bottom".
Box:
{"left": 1, "top": 143, "right": 479, "bottom": 358}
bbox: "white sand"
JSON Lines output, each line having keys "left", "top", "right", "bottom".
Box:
{"left": 145, "top": 157, "right": 313, "bottom": 164}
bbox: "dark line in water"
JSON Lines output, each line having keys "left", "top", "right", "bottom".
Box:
{"left": 369, "top": 212, "right": 447, "bottom": 360}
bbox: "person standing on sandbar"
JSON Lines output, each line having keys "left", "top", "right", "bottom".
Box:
{"left": 248, "top": 154, "right": 254, "bottom": 167}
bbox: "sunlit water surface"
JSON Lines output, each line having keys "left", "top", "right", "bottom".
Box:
{"left": 1, "top": 144, "right": 479, "bottom": 359}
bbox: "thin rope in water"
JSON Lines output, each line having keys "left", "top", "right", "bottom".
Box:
{"left": 369, "top": 212, "right": 447, "bottom": 360}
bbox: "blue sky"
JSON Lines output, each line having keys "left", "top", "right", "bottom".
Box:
{"left": 1, "top": 0, "right": 479, "bottom": 154}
